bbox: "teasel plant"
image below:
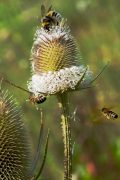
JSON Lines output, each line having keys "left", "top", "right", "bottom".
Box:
{"left": 0, "top": 3, "right": 108, "bottom": 180}
{"left": 27, "top": 4, "right": 108, "bottom": 180}
{"left": 0, "top": 81, "right": 49, "bottom": 180}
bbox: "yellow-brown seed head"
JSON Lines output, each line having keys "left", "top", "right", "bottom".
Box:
{"left": 31, "top": 26, "right": 80, "bottom": 73}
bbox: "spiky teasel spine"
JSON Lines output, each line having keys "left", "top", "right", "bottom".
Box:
{"left": 0, "top": 89, "right": 31, "bottom": 180}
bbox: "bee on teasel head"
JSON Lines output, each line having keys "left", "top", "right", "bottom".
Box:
{"left": 28, "top": 4, "right": 94, "bottom": 97}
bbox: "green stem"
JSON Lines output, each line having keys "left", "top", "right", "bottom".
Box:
{"left": 57, "top": 93, "right": 72, "bottom": 180}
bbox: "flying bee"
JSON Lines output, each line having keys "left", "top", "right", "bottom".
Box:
{"left": 41, "top": 4, "right": 62, "bottom": 31}
{"left": 101, "top": 107, "right": 118, "bottom": 120}
{"left": 2, "top": 78, "right": 46, "bottom": 105}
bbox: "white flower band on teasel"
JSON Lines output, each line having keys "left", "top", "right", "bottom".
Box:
{"left": 28, "top": 65, "right": 93, "bottom": 95}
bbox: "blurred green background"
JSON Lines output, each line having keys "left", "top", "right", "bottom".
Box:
{"left": 0, "top": 0, "right": 120, "bottom": 179}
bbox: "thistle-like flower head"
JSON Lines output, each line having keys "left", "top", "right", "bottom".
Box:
{"left": 0, "top": 89, "right": 31, "bottom": 179}
{"left": 28, "top": 12, "right": 93, "bottom": 96}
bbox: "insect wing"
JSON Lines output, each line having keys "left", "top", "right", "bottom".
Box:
{"left": 41, "top": 0, "right": 52, "bottom": 17}
{"left": 41, "top": 4, "right": 46, "bottom": 17}
{"left": 47, "top": 5, "right": 52, "bottom": 12}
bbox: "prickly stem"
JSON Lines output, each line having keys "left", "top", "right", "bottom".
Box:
{"left": 58, "top": 93, "right": 72, "bottom": 180}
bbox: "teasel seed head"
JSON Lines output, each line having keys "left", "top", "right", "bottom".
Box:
{"left": 28, "top": 15, "right": 93, "bottom": 96}
{"left": 0, "top": 89, "right": 31, "bottom": 179}
{"left": 31, "top": 25, "right": 80, "bottom": 73}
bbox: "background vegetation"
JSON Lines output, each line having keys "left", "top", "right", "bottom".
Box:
{"left": 0, "top": 0, "right": 120, "bottom": 179}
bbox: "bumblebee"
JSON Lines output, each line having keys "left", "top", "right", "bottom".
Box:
{"left": 101, "top": 107, "right": 118, "bottom": 120}
{"left": 41, "top": 4, "right": 62, "bottom": 31}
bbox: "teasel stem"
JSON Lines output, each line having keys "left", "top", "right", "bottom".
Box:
{"left": 58, "top": 93, "right": 72, "bottom": 180}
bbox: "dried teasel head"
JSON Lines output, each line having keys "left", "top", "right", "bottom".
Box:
{"left": 0, "top": 88, "right": 31, "bottom": 179}
{"left": 28, "top": 11, "right": 93, "bottom": 96}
